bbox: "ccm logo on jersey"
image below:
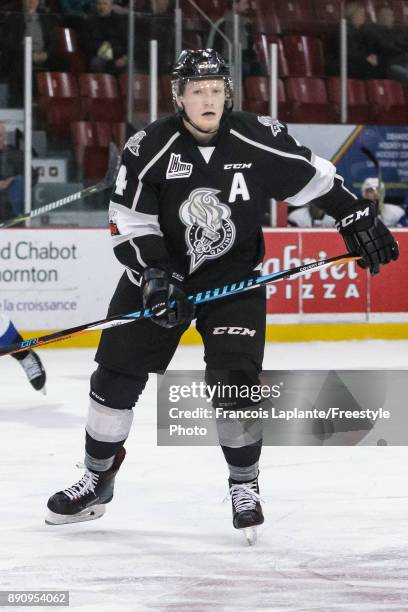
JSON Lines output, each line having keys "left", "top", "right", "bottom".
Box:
{"left": 212, "top": 326, "right": 256, "bottom": 336}
{"left": 336, "top": 206, "right": 370, "bottom": 229}
{"left": 224, "top": 163, "right": 252, "bottom": 169}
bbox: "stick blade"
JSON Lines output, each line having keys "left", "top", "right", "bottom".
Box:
{"left": 360, "top": 146, "right": 379, "bottom": 169}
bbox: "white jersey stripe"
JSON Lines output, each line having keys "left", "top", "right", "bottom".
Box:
{"left": 230, "top": 128, "right": 336, "bottom": 207}
{"left": 230, "top": 128, "right": 314, "bottom": 163}
{"left": 335, "top": 173, "right": 358, "bottom": 200}
{"left": 132, "top": 131, "right": 180, "bottom": 210}
{"left": 110, "top": 202, "right": 162, "bottom": 239}
{"left": 126, "top": 268, "right": 142, "bottom": 286}
{"left": 130, "top": 238, "right": 148, "bottom": 268}
{"left": 285, "top": 154, "right": 335, "bottom": 206}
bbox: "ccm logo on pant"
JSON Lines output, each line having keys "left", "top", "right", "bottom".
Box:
{"left": 212, "top": 327, "right": 256, "bottom": 336}
{"left": 336, "top": 206, "right": 370, "bottom": 229}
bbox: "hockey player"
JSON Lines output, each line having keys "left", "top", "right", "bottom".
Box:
{"left": 361, "top": 177, "right": 408, "bottom": 227}
{"left": 0, "top": 313, "right": 46, "bottom": 392}
{"left": 46, "top": 49, "right": 399, "bottom": 540}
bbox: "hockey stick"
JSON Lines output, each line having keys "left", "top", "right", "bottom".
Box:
{"left": 360, "top": 146, "right": 385, "bottom": 220}
{"left": 0, "top": 143, "right": 121, "bottom": 229}
{"left": 0, "top": 253, "right": 360, "bottom": 356}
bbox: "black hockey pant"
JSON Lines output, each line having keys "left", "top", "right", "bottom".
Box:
{"left": 85, "top": 273, "right": 266, "bottom": 474}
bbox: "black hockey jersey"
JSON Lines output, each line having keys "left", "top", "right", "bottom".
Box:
{"left": 109, "top": 112, "right": 357, "bottom": 291}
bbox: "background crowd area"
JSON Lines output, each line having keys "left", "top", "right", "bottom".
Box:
{"left": 0, "top": 0, "right": 407, "bottom": 226}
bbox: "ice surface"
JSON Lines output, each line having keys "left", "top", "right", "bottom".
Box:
{"left": 1, "top": 341, "right": 408, "bottom": 611}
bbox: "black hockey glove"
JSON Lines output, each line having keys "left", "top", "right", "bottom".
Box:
{"left": 142, "top": 268, "right": 195, "bottom": 328}
{"left": 336, "top": 199, "right": 399, "bottom": 275}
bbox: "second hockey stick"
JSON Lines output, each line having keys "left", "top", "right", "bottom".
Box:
{"left": 0, "top": 143, "right": 121, "bottom": 229}
{"left": 0, "top": 253, "right": 360, "bottom": 356}
{"left": 361, "top": 145, "right": 385, "bottom": 219}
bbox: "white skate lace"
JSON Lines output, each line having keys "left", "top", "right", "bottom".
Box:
{"left": 19, "top": 352, "right": 42, "bottom": 381}
{"left": 229, "top": 481, "right": 261, "bottom": 512}
{"left": 63, "top": 470, "right": 99, "bottom": 501}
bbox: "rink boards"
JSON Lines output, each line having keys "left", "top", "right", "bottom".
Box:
{"left": 0, "top": 228, "right": 407, "bottom": 346}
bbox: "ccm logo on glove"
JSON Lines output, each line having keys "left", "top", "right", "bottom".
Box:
{"left": 336, "top": 206, "right": 370, "bottom": 229}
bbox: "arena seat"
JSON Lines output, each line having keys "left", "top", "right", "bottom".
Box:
{"left": 274, "top": 0, "right": 316, "bottom": 33}
{"left": 327, "top": 77, "right": 373, "bottom": 124}
{"left": 159, "top": 75, "right": 174, "bottom": 113}
{"left": 312, "top": 0, "right": 341, "bottom": 22}
{"left": 244, "top": 77, "right": 291, "bottom": 122}
{"left": 95, "top": 121, "right": 127, "bottom": 150}
{"left": 362, "top": 0, "right": 377, "bottom": 22}
{"left": 252, "top": 1, "right": 281, "bottom": 34}
{"left": 119, "top": 74, "right": 149, "bottom": 112}
{"left": 393, "top": 0, "right": 408, "bottom": 27}
{"left": 180, "top": 0, "right": 207, "bottom": 32}
{"left": 283, "top": 35, "right": 325, "bottom": 76}
{"left": 79, "top": 73, "right": 123, "bottom": 121}
{"left": 37, "top": 72, "right": 83, "bottom": 137}
{"left": 56, "top": 27, "right": 85, "bottom": 73}
{"left": 195, "top": 0, "right": 227, "bottom": 20}
{"left": 286, "top": 77, "right": 337, "bottom": 123}
{"left": 71, "top": 121, "right": 110, "bottom": 180}
{"left": 254, "top": 34, "right": 288, "bottom": 77}
{"left": 312, "top": 0, "right": 342, "bottom": 39}
{"left": 365, "top": 79, "right": 408, "bottom": 124}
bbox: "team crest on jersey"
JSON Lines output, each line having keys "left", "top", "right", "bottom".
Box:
{"left": 125, "top": 130, "right": 146, "bottom": 156}
{"left": 257, "top": 116, "right": 284, "bottom": 136}
{"left": 179, "top": 188, "right": 236, "bottom": 273}
{"left": 166, "top": 153, "right": 193, "bottom": 179}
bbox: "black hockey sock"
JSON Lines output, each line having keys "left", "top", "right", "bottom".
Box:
{"left": 222, "top": 441, "right": 262, "bottom": 482}
{"left": 85, "top": 431, "right": 126, "bottom": 471}
{"left": 221, "top": 440, "right": 262, "bottom": 467}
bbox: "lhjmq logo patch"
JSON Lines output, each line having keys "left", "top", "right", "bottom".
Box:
{"left": 125, "top": 130, "right": 146, "bottom": 156}
{"left": 179, "top": 188, "right": 236, "bottom": 273}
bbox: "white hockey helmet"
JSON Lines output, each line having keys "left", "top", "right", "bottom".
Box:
{"left": 361, "top": 177, "right": 385, "bottom": 197}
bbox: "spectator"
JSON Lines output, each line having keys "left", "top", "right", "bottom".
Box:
{"left": 59, "top": 0, "right": 95, "bottom": 27}
{"left": 288, "top": 203, "right": 336, "bottom": 227}
{"left": 363, "top": 5, "right": 408, "bottom": 85}
{"left": 1, "top": 0, "right": 60, "bottom": 104}
{"left": 112, "top": 0, "right": 129, "bottom": 15}
{"left": 207, "top": 0, "right": 262, "bottom": 78}
{"left": 0, "top": 122, "right": 25, "bottom": 221}
{"left": 288, "top": 178, "right": 408, "bottom": 228}
{"left": 134, "top": 0, "right": 174, "bottom": 74}
{"left": 80, "top": 0, "right": 127, "bottom": 73}
{"left": 328, "top": 2, "right": 380, "bottom": 79}
{"left": 60, "top": 0, "right": 94, "bottom": 15}
{"left": 361, "top": 177, "right": 408, "bottom": 227}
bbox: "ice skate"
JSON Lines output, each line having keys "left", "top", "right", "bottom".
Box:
{"left": 229, "top": 476, "right": 264, "bottom": 546}
{"left": 18, "top": 350, "right": 46, "bottom": 394}
{"left": 45, "top": 448, "right": 126, "bottom": 525}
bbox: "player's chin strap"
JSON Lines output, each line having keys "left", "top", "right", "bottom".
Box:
{"left": 177, "top": 103, "right": 233, "bottom": 135}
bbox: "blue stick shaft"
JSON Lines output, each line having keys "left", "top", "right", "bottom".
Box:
{"left": 0, "top": 253, "right": 359, "bottom": 356}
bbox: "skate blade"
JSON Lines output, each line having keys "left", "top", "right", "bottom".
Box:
{"left": 45, "top": 504, "right": 106, "bottom": 525}
{"left": 242, "top": 527, "right": 257, "bottom": 546}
